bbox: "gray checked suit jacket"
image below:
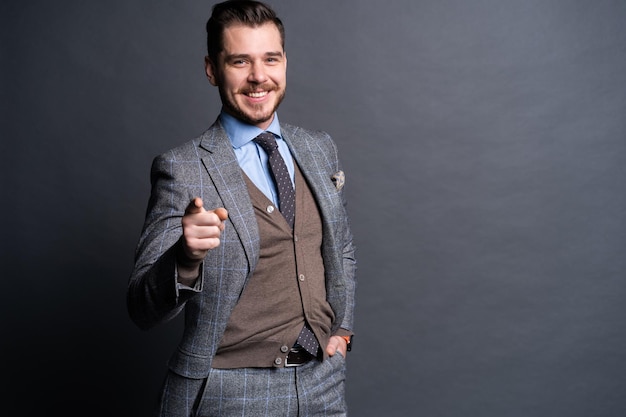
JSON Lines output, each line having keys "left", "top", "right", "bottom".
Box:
{"left": 128, "top": 120, "right": 357, "bottom": 379}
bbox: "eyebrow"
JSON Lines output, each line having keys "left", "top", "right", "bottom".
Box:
{"left": 224, "top": 51, "right": 284, "bottom": 61}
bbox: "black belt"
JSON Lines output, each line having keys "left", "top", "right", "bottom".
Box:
{"left": 285, "top": 346, "right": 314, "bottom": 367}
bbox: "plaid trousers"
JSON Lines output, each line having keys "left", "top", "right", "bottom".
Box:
{"left": 155, "top": 353, "right": 347, "bottom": 417}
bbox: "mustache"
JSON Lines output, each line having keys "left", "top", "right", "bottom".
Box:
{"left": 240, "top": 84, "right": 277, "bottom": 94}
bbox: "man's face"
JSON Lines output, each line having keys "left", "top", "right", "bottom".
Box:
{"left": 206, "top": 23, "right": 287, "bottom": 130}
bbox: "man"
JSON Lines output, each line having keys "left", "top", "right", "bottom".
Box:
{"left": 127, "top": 1, "right": 357, "bottom": 416}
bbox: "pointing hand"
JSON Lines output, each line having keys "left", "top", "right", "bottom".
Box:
{"left": 180, "top": 197, "right": 228, "bottom": 262}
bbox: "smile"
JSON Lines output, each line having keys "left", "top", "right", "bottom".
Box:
{"left": 247, "top": 91, "right": 269, "bottom": 98}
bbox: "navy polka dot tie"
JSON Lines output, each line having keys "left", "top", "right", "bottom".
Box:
{"left": 253, "top": 132, "right": 295, "bottom": 228}
{"left": 254, "top": 132, "right": 319, "bottom": 356}
{"left": 295, "top": 322, "right": 320, "bottom": 356}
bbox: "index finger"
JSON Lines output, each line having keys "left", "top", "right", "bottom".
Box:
{"left": 184, "top": 197, "right": 205, "bottom": 215}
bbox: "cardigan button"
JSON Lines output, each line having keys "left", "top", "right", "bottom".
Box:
{"left": 274, "top": 357, "right": 283, "bottom": 366}
{"left": 267, "top": 205, "right": 275, "bottom": 213}
{"left": 280, "top": 345, "right": 289, "bottom": 353}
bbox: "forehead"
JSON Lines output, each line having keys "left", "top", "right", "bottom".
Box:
{"left": 221, "top": 23, "right": 283, "bottom": 55}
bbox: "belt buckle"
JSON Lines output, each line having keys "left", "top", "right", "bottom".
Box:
{"left": 284, "top": 347, "right": 311, "bottom": 367}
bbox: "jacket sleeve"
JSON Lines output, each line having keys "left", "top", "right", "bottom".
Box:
{"left": 337, "top": 159, "right": 357, "bottom": 333}
{"left": 127, "top": 150, "right": 201, "bottom": 330}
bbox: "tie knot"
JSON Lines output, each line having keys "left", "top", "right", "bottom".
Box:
{"left": 253, "top": 132, "right": 279, "bottom": 154}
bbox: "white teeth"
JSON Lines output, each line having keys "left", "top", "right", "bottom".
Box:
{"left": 248, "top": 91, "right": 268, "bottom": 98}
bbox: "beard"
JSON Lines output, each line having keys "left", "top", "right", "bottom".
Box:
{"left": 218, "top": 85, "right": 286, "bottom": 127}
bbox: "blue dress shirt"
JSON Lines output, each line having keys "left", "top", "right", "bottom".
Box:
{"left": 220, "top": 111, "right": 295, "bottom": 207}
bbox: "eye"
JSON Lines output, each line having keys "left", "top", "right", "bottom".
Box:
{"left": 229, "top": 58, "right": 249, "bottom": 67}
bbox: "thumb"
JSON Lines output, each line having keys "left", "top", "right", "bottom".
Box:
{"left": 326, "top": 338, "right": 339, "bottom": 356}
{"left": 213, "top": 207, "right": 229, "bottom": 221}
{"left": 185, "top": 197, "right": 205, "bottom": 215}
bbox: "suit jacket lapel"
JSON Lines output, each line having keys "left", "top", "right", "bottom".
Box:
{"left": 198, "top": 123, "right": 260, "bottom": 273}
{"left": 282, "top": 126, "right": 339, "bottom": 261}
{"left": 282, "top": 126, "right": 348, "bottom": 330}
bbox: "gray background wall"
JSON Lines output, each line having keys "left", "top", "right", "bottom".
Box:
{"left": 2, "top": 1, "right": 625, "bottom": 416}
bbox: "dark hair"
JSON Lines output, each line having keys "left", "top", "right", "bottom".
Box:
{"left": 206, "top": 0, "right": 285, "bottom": 63}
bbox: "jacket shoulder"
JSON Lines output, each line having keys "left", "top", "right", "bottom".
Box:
{"left": 281, "top": 122, "right": 337, "bottom": 151}
{"left": 281, "top": 122, "right": 330, "bottom": 140}
{"left": 153, "top": 123, "right": 225, "bottom": 162}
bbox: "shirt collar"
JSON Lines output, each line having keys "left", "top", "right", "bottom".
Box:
{"left": 219, "top": 110, "right": 282, "bottom": 149}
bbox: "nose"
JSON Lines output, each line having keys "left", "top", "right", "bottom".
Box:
{"left": 248, "top": 62, "right": 268, "bottom": 83}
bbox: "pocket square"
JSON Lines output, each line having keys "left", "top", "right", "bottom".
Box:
{"left": 331, "top": 170, "right": 345, "bottom": 190}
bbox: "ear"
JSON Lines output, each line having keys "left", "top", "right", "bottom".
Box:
{"left": 204, "top": 56, "right": 218, "bottom": 86}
